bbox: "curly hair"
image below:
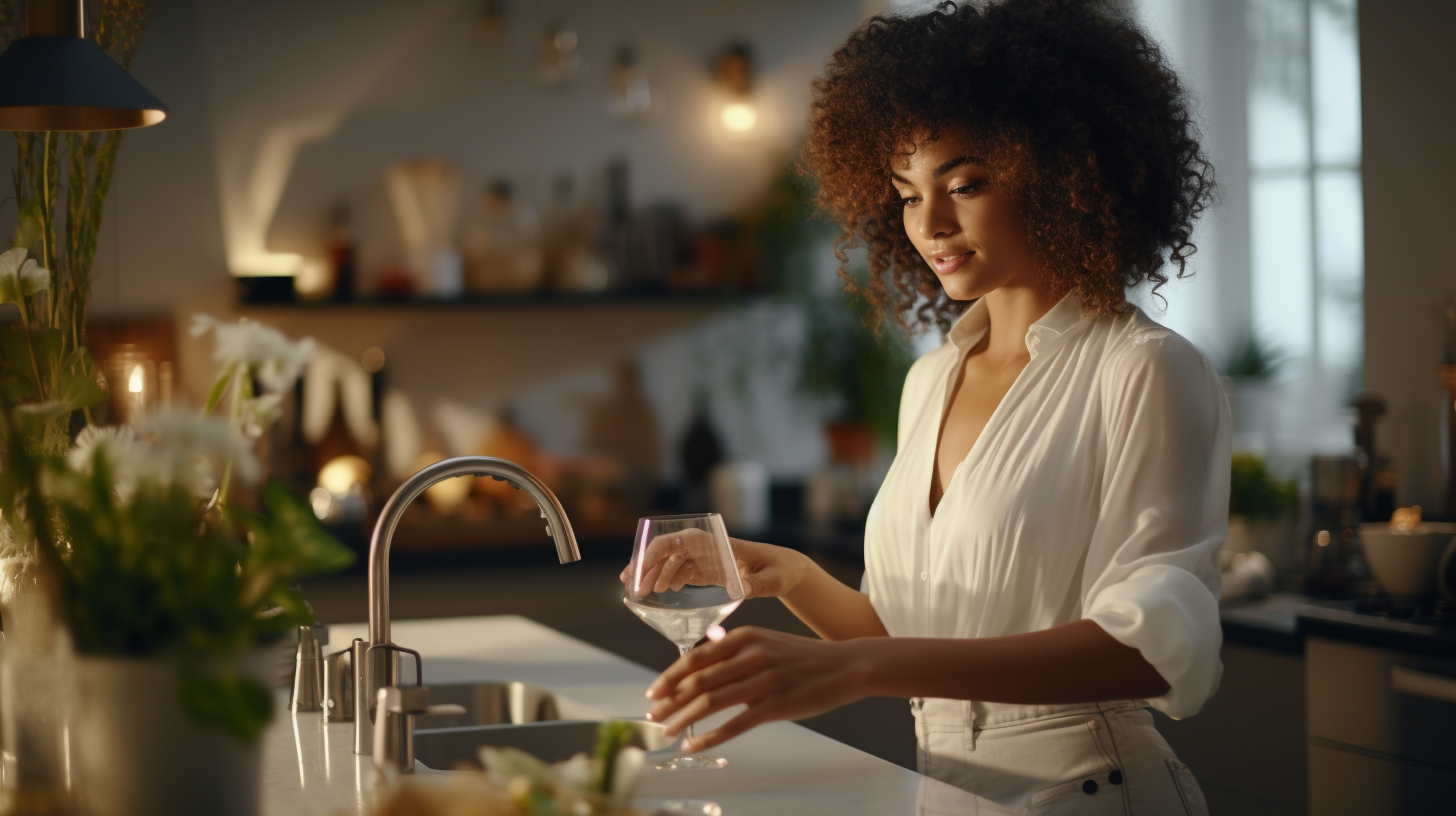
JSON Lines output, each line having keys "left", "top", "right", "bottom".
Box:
{"left": 802, "top": 0, "right": 1217, "bottom": 333}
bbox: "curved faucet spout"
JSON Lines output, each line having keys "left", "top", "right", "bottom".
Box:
{"left": 367, "top": 456, "right": 581, "bottom": 647}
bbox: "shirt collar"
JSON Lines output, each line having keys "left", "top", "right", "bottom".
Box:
{"left": 945, "top": 291, "right": 1086, "bottom": 354}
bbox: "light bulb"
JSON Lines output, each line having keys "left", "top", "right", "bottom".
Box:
{"left": 127, "top": 366, "right": 144, "bottom": 393}
{"left": 721, "top": 102, "right": 757, "bottom": 132}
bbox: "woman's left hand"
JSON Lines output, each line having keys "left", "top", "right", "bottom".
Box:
{"left": 645, "top": 626, "right": 873, "bottom": 752}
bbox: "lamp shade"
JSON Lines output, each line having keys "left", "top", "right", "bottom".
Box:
{"left": 0, "top": 36, "right": 167, "bottom": 131}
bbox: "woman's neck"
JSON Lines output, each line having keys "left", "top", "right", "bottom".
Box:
{"left": 977, "top": 278, "right": 1064, "bottom": 360}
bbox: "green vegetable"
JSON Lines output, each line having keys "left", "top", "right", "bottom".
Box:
{"left": 1229, "top": 453, "right": 1298, "bottom": 521}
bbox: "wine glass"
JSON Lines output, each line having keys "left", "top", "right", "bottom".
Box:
{"left": 624, "top": 512, "right": 744, "bottom": 771}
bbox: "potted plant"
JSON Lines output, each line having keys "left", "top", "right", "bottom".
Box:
{"left": 1227, "top": 453, "right": 1299, "bottom": 574}
{"left": 754, "top": 162, "right": 916, "bottom": 459}
{"left": 1219, "top": 330, "right": 1282, "bottom": 450}
{"left": 0, "top": 317, "right": 353, "bottom": 816}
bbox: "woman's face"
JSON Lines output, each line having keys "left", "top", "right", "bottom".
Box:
{"left": 890, "top": 126, "right": 1042, "bottom": 301}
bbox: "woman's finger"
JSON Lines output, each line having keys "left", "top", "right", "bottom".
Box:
{"left": 680, "top": 705, "right": 775, "bottom": 753}
{"left": 646, "top": 629, "right": 748, "bottom": 699}
{"left": 653, "top": 553, "right": 688, "bottom": 592}
{"left": 647, "top": 646, "right": 762, "bottom": 721}
{"left": 668, "top": 559, "right": 699, "bottom": 592}
{"left": 633, "top": 561, "right": 666, "bottom": 595}
{"left": 660, "top": 672, "right": 777, "bottom": 738}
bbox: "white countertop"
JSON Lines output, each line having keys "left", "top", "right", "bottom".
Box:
{"left": 262, "top": 615, "right": 1007, "bottom": 815}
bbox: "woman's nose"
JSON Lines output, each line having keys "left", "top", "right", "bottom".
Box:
{"left": 917, "top": 196, "right": 958, "bottom": 240}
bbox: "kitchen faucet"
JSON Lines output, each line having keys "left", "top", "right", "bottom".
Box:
{"left": 350, "top": 456, "right": 581, "bottom": 756}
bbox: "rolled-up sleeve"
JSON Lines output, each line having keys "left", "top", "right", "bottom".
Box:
{"left": 1081, "top": 333, "right": 1231, "bottom": 719}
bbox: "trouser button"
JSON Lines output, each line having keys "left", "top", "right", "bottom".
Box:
{"left": 1082, "top": 780, "right": 1098, "bottom": 795}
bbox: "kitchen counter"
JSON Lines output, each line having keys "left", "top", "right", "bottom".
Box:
{"left": 1219, "top": 592, "right": 1306, "bottom": 654}
{"left": 1297, "top": 599, "right": 1456, "bottom": 660}
{"left": 262, "top": 615, "right": 1007, "bottom": 815}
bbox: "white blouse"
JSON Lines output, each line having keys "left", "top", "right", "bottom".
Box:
{"left": 863, "top": 293, "right": 1230, "bottom": 719}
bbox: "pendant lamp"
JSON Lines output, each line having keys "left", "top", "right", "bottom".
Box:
{"left": 0, "top": 0, "right": 167, "bottom": 131}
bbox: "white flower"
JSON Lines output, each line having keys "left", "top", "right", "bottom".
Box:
{"left": 239, "top": 392, "right": 284, "bottom": 439}
{"left": 68, "top": 425, "right": 145, "bottom": 503}
{"left": 0, "top": 247, "right": 48, "bottom": 305}
{"left": 134, "top": 411, "right": 261, "bottom": 497}
{"left": 191, "top": 314, "right": 316, "bottom": 393}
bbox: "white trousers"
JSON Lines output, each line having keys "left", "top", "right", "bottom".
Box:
{"left": 912, "top": 698, "right": 1210, "bottom": 815}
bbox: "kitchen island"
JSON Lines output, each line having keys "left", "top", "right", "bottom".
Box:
{"left": 263, "top": 615, "right": 1004, "bottom": 815}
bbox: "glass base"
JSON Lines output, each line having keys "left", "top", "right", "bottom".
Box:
{"left": 653, "top": 753, "right": 729, "bottom": 771}
{"left": 634, "top": 796, "right": 724, "bottom": 815}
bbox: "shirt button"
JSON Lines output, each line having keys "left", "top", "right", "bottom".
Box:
{"left": 920, "top": 571, "right": 928, "bottom": 581}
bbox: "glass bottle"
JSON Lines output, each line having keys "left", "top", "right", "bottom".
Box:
{"left": 461, "top": 180, "right": 544, "bottom": 294}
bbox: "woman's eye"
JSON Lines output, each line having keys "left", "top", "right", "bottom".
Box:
{"left": 899, "top": 195, "right": 920, "bottom": 207}
{"left": 951, "top": 180, "right": 988, "bottom": 196}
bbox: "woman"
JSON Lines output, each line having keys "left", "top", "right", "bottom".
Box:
{"left": 635, "top": 1, "right": 1226, "bottom": 812}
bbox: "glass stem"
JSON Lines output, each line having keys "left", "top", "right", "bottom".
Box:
{"left": 678, "top": 644, "right": 695, "bottom": 747}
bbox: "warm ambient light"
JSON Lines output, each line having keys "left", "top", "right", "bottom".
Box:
{"left": 720, "top": 102, "right": 757, "bottom": 132}
{"left": 127, "top": 366, "right": 144, "bottom": 394}
{"left": 318, "top": 455, "right": 372, "bottom": 496}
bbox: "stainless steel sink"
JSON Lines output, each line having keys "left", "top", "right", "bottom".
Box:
{"left": 414, "top": 720, "right": 674, "bottom": 771}
{"left": 411, "top": 682, "right": 567, "bottom": 731}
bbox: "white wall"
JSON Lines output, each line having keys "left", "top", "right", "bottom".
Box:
{"left": 1359, "top": 0, "right": 1456, "bottom": 510}
{"left": 16, "top": 0, "right": 868, "bottom": 480}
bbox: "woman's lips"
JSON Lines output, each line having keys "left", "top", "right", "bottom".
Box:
{"left": 931, "top": 251, "right": 973, "bottom": 274}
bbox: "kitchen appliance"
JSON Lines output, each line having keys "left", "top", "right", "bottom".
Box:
{"left": 1308, "top": 455, "right": 1363, "bottom": 595}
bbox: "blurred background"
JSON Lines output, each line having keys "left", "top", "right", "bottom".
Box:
{"left": 3, "top": 1, "right": 1454, "bottom": 813}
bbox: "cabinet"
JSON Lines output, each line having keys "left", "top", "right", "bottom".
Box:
{"left": 1306, "top": 636, "right": 1456, "bottom": 815}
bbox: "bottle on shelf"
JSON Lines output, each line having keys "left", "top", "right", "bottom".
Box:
{"left": 542, "top": 173, "right": 609, "bottom": 293}
{"left": 328, "top": 201, "right": 356, "bottom": 301}
{"left": 462, "top": 179, "right": 545, "bottom": 294}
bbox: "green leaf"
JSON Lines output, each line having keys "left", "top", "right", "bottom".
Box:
{"left": 258, "top": 479, "right": 355, "bottom": 577}
{"left": 203, "top": 362, "right": 236, "bottom": 416}
{"left": 176, "top": 668, "right": 274, "bottom": 744}
{"left": 0, "top": 325, "right": 62, "bottom": 402}
{"left": 54, "top": 367, "right": 106, "bottom": 411}
{"left": 12, "top": 202, "right": 42, "bottom": 252}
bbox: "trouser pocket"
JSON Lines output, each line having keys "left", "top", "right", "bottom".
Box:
{"left": 1030, "top": 769, "right": 1127, "bottom": 815}
{"left": 1027, "top": 720, "right": 1127, "bottom": 815}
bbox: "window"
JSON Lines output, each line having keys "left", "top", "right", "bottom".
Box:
{"left": 1247, "top": 0, "right": 1363, "bottom": 393}
{"left": 1135, "top": 0, "right": 1364, "bottom": 460}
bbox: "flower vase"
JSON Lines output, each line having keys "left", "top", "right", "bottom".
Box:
{"left": 0, "top": 557, "right": 77, "bottom": 816}
{"left": 72, "top": 653, "right": 273, "bottom": 816}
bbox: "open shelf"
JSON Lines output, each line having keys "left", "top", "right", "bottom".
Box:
{"left": 237, "top": 289, "right": 766, "bottom": 311}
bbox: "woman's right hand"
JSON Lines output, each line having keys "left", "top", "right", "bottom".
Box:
{"left": 729, "top": 538, "right": 808, "bottom": 600}
{"left": 617, "top": 535, "right": 806, "bottom": 600}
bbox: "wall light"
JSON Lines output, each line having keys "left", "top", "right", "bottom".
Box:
{"left": 609, "top": 44, "right": 653, "bottom": 120}
{"left": 0, "top": 0, "right": 167, "bottom": 131}
{"left": 716, "top": 42, "right": 755, "bottom": 134}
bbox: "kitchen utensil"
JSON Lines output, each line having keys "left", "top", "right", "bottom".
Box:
{"left": 1359, "top": 522, "right": 1456, "bottom": 597}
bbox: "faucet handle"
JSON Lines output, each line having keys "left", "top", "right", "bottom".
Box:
{"left": 372, "top": 683, "right": 466, "bottom": 775}
{"left": 322, "top": 644, "right": 354, "bottom": 723}
{"left": 366, "top": 642, "right": 423, "bottom": 686}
